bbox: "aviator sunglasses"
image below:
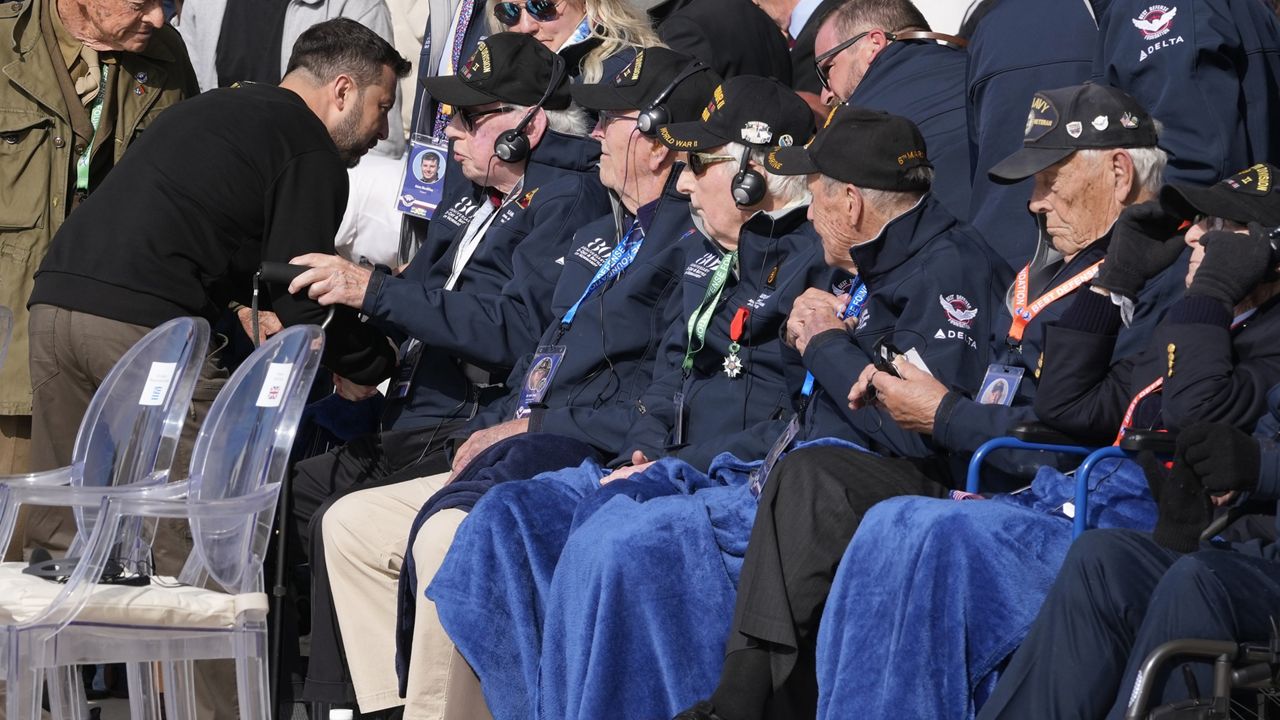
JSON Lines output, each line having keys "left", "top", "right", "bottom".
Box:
{"left": 493, "top": 0, "right": 562, "bottom": 26}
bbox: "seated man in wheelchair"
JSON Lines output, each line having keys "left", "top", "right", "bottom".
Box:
{"left": 979, "top": 380, "right": 1280, "bottom": 719}
{"left": 810, "top": 162, "right": 1280, "bottom": 720}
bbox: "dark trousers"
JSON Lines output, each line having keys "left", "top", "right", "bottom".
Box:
{"left": 977, "top": 528, "right": 1280, "bottom": 720}
{"left": 295, "top": 422, "right": 462, "bottom": 704}
{"left": 728, "top": 445, "right": 950, "bottom": 718}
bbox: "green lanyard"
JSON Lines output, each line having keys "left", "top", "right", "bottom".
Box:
{"left": 75, "top": 64, "right": 110, "bottom": 194}
{"left": 682, "top": 250, "right": 738, "bottom": 372}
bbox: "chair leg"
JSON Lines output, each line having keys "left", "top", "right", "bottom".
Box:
{"left": 47, "top": 666, "right": 89, "bottom": 720}
{"left": 235, "top": 626, "right": 272, "bottom": 720}
{"left": 162, "top": 660, "right": 198, "bottom": 720}
{"left": 126, "top": 661, "right": 163, "bottom": 720}
{"left": 4, "top": 664, "right": 44, "bottom": 720}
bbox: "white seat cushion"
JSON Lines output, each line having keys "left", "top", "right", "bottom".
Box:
{"left": 0, "top": 562, "right": 268, "bottom": 629}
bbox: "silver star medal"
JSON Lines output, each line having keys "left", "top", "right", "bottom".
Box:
{"left": 723, "top": 342, "right": 744, "bottom": 378}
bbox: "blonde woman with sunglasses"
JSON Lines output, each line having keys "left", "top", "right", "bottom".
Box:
{"left": 487, "top": 0, "right": 662, "bottom": 83}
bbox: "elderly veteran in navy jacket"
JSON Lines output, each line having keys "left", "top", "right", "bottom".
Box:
{"left": 673, "top": 105, "right": 1012, "bottom": 720}
{"left": 811, "top": 163, "right": 1280, "bottom": 720}
{"left": 311, "top": 49, "right": 719, "bottom": 717}
{"left": 1093, "top": 0, "right": 1280, "bottom": 188}
{"left": 283, "top": 33, "right": 611, "bottom": 707}
{"left": 811, "top": 0, "right": 972, "bottom": 226}
{"left": 424, "top": 77, "right": 827, "bottom": 720}
{"left": 980, "top": 176, "right": 1280, "bottom": 720}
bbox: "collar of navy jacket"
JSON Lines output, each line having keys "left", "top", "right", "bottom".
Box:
{"left": 850, "top": 193, "right": 957, "bottom": 284}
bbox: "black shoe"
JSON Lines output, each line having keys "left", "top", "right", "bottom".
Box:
{"left": 673, "top": 701, "right": 727, "bottom": 720}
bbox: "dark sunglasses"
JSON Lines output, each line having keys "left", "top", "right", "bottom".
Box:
{"left": 686, "top": 151, "right": 735, "bottom": 175}
{"left": 456, "top": 105, "right": 516, "bottom": 132}
{"left": 815, "top": 30, "right": 896, "bottom": 91}
{"left": 493, "top": 0, "right": 560, "bottom": 25}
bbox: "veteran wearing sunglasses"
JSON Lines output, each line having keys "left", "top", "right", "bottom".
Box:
{"left": 285, "top": 32, "right": 612, "bottom": 712}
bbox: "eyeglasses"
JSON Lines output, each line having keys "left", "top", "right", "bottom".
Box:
{"left": 1192, "top": 214, "right": 1227, "bottom": 231}
{"left": 493, "top": 0, "right": 561, "bottom": 25}
{"left": 687, "top": 151, "right": 736, "bottom": 175}
{"left": 815, "top": 30, "right": 895, "bottom": 92}
{"left": 455, "top": 105, "right": 516, "bottom": 132}
{"left": 596, "top": 111, "right": 639, "bottom": 131}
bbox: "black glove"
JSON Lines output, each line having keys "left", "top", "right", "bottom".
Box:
{"left": 1140, "top": 451, "right": 1211, "bottom": 553}
{"left": 1186, "top": 223, "right": 1274, "bottom": 308}
{"left": 1093, "top": 201, "right": 1187, "bottom": 301}
{"left": 1176, "top": 421, "right": 1261, "bottom": 493}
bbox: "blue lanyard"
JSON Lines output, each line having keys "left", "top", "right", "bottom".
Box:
{"left": 560, "top": 221, "right": 645, "bottom": 328}
{"left": 801, "top": 279, "right": 868, "bottom": 398}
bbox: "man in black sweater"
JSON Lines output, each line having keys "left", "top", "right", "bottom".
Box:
{"left": 24, "top": 18, "right": 406, "bottom": 562}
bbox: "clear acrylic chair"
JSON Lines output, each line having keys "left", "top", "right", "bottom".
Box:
{"left": 0, "top": 324, "right": 323, "bottom": 720}
{"left": 0, "top": 305, "right": 13, "bottom": 371}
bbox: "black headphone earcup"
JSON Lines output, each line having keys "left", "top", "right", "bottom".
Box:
{"left": 636, "top": 106, "right": 669, "bottom": 137}
{"left": 732, "top": 169, "right": 766, "bottom": 207}
{"left": 494, "top": 129, "right": 530, "bottom": 163}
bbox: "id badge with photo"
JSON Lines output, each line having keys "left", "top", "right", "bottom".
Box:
{"left": 393, "top": 339, "right": 424, "bottom": 399}
{"left": 514, "top": 345, "right": 567, "bottom": 419}
{"left": 749, "top": 414, "right": 801, "bottom": 499}
{"left": 977, "top": 364, "right": 1024, "bottom": 406}
{"left": 396, "top": 136, "right": 449, "bottom": 220}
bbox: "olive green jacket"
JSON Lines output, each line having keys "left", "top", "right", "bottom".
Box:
{"left": 0, "top": 0, "right": 198, "bottom": 415}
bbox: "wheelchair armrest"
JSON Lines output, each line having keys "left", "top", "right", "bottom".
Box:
{"left": 1118, "top": 429, "right": 1178, "bottom": 455}
{"left": 1009, "top": 422, "right": 1080, "bottom": 446}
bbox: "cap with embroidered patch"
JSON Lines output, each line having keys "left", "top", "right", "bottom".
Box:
{"left": 764, "top": 105, "right": 932, "bottom": 192}
{"left": 422, "top": 32, "right": 571, "bottom": 110}
{"left": 1162, "top": 163, "right": 1280, "bottom": 227}
{"left": 653, "top": 75, "right": 814, "bottom": 151}
{"left": 989, "top": 83, "right": 1157, "bottom": 182}
{"left": 570, "top": 48, "right": 721, "bottom": 123}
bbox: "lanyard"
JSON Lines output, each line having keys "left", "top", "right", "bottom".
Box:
{"left": 444, "top": 180, "right": 523, "bottom": 290}
{"left": 1008, "top": 259, "right": 1104, "bottom": 344}
{"left": 560, "top": 220, "right": 644, "bottom": 328}
{"left": 682, "top": 250, "right": 737, "bottom": 372}
{"left": 800, "top": 279, "right": 869, "bottom": 399}
{"left": 75, "top": 64, "right": 110, "bottom": 193}
{"left": 431, "top": 0, "right": 476, "bottom": 138}
{"left": 1113, "top": 376, "right": 1164, "bottom": 445}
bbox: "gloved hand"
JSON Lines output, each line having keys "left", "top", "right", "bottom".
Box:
{"left": 1187, "top": 223, "right": 1275, "bottom": 309}
{"left": 1140, "top": 451, "right": 1211, "bottom": 553}
{"left": 1176, "top": 421, "right": 1261, "bottom": 493}
{"left": 1093, "top": 201, "right": 1187, "bottom": 301}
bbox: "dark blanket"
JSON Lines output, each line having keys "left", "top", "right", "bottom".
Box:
{"left": 393, "top": 432, "right": 597, "bottom": 694}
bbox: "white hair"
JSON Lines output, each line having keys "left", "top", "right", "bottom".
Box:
{"left": 724, "top": 141, "right": 812, "bottom": 207}
{"left": 819, "top": 165, "right": 934, "bottom": 214}
{"left": 511, "top": 103, "right": 592, "bottom": 137}
{"left": 1077, "top": 120, "right": 1169, "bottom": 196}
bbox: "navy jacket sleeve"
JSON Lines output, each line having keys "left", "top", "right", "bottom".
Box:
{"left": 361, "top": 183, "right": 597, "bottom": 370}
{"left": 621, "top": 309, "right": 689, "bottom": 462}
{"left": 265, "top": 151, "right": 395, "bottom": 385}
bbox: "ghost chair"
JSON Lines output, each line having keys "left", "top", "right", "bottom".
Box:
{"left": 0, "top": 324, "right": 322, "bottom": 720}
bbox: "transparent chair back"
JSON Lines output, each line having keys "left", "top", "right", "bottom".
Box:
{"left": 0, "top": 305, "right": 12, "bottom": 371}
{"left": 178, "top": 324, "right": 323, "bottom": 593}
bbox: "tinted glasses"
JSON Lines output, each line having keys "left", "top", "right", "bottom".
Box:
{"left": 687, "top": 151, "right": 736, "bottom": 175}
{"left": 493, "top": 0, "right": 561, "bottom": 25}
{"left": 456, "top": 105, "right": 516, "bottom": 132}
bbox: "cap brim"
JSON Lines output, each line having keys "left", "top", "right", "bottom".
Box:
{"left": 764, "top": 145, "right": 818, "bottom": 176}
{"left": 421, "top": 75, "right": 502, "bottom": 108}
{"left": 569, "top": 83, "right": 640, "bottom": 112}
{"left": 988, "top": 146, "right": 1075, "bottom": 183}
{"left": 1162, "top": 183, "right": 1280, "bottom": 227}
{"left": 654, "top": 119, "right": 729, "bottom": 151}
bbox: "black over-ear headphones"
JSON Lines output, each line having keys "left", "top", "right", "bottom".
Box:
{"left": 494, "top": 52, "right": 568, "bottom": 163}
{"left": 635, "top": 59, "right": 711, "bottom": 137}
{"left": 731, "top": 144, "right": 766, "bottom": 207}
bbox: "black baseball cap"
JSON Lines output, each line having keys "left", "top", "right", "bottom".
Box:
{"left": 989, "top": 83, "right": 1158, "bottom": 182}
{"left": 570, "top": 48, "right": 722, "bottom": 123}
{"left": 1161, "top": 163, "right": 1280, "bottom": 227}
{"left": 423, "top": 32, "right": 571, "bottom": 110}
{"left": 653, "top": 75, "right": 815, "bottom": 152}
{"left": 765, "top": 105, "right": 932, "bottom": 192}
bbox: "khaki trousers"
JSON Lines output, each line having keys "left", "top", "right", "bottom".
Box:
{"left": 324, "top": 472, "right": 492, "bottom": 720}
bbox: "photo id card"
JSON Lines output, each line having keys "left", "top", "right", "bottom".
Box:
{"left": 514, "top": 345, "right": 567, "bottom": 419}
{"left": 396, "top": 137, "right": 449, "bottom": 220}
{"left": 977, "top": 364, "right": 1024, "bottom": 406}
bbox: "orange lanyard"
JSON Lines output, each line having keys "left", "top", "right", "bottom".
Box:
{"left": 1008, "top": 260, "right": 1105, "bottom": 344}
{"left": 1112, "top": 377, "right": 1164, "bottom": 445}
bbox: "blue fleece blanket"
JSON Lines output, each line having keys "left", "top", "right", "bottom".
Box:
{"left": 815, "top": 456, "right": 1158, "bottom": 720}
{"left": 427, "top": 438, "right": 859, "bottom": 720}
{"left": 394, "top": 432, "right": 596, "bottom": 694}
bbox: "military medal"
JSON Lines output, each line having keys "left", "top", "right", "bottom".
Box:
{"left": 723, "top": 307, "right": 750, "bottom": 378}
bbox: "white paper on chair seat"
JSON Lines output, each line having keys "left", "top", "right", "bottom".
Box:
{"left": 256, "top": 363, "right": 293, "bottom": 407}
{"left": 0, "top": 563, "right": 268, "bottom": 629}
{"left": 138, "top": 362, "right": 177, "bottom": 406}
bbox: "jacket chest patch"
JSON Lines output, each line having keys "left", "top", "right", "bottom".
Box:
{"left": 684, "top": 252, "right": 721, "bottom": 279}
{"left": 573, "top": 237, "right": 613, "bottom": 268}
